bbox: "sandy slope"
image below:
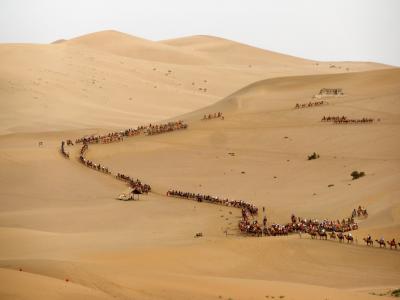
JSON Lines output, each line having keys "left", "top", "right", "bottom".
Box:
{"left": 0, "top": 30, "right": 389, "bottom": 134}
{"left": 0, "top": 31, "right": 399, "bottom": 299}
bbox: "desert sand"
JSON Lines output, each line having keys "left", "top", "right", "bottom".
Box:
{"left": 0, "top": 30, "right": 399, "bottom": 300}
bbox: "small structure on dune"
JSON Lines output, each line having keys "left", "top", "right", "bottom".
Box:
{"left": 314, "top": 88, "right": 344, "bottom": 99}
{"left": 117, "top": 193, "right": 133, "bottom": 201}
{"left": 319, "top": 88, "right": 343, "bottom": 95}
{"left": 117, "top": 188, "right": 142, "bottom": 201}
{"left": 131, "top": 187, "right": 142, "bottom": 200}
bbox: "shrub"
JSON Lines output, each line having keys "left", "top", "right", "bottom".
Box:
{"left": 351, "top": 171, "right": 365, "bottom": 180}
{"left": 391, "top": 289, "right": 400, "bottom": 297}
{"left": 308, "top": 152, "right": 320, "bottom": 160}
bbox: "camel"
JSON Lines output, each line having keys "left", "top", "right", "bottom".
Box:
{"left": 363, "top": 237, "right": 373, "bottom": 246}
{"left": 318, "top": 230, "right": 328, "bottom": 240}
{"left": 375, "top": 239, "right": 386, "bottom": 248}
{"left": 263, "top": 227, "right": 271, "bottom": 236}
{"left": 386, "top": 240, "right": 397, "bottom": 250}
{"left": 309, "top": 231, "right": 317, "bottom": 239}
{"left": 345, "top": 234, "right": 354, "bottom": 243}
{"left": 253, "top": 226, "right": 262, "bottom": 237}
{"left": 329, "top": 231, "right": 337, "bottom": 240}
{"left": 337, "top": 232, "right": 344, "bottom": 243}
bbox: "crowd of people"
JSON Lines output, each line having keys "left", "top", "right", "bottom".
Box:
{"left": 295, "top": 101, "right": 326, "bottom": 109}
{"left": 116, "top": 173, "right": 151, "bottom": 194}
{"left": 239, "top": 211, "right": 263, "bottom": 236}
{"left": 321, "top": 116, "right": 375, "bottom": 124}
{"left": 166, "top": 190, "right": 258, "bottom": 214}
{"left": 146, "top": 121, "right": 188, "bottom": 136}
{"left": 240, "top": 214, "right": 359, "bottom": 237}
{"left": 202, "top": 112, "right": 224, "bottom": 120}
{"left": 60, "top": 141, "right": 69, "bottom": 159}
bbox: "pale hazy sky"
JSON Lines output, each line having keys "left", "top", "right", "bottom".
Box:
{"left": 1, "top": 0, "right": 399, "bottom": 66}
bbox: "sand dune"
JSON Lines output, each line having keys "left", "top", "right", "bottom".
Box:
{"left": 162, "top": 34, "right": 310, "bottom": 65}
{"left": 0, "top": 30, "right": 390, "bottom": 134}
{"left": 66, "top": 30, "right": 210, "bottom": 65}
{"left": 0, "top": 30, "right": 399, "bottom": 299}
{"left": 162, "top": 34, "right": 389, "bottom": 70}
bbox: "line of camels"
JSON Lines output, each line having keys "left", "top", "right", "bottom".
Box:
{"left": 321, "top": 115, "right": 376, "bottom": 124}
{"left": 60, "top": 140, "right": 70, "bottom": 158}
{"left": 293, "top": 88, "right": 378, "bottom": 124}
{"left": 166, "top": 190, "right": 258, "bottom": 214}
{"left": 61, "top": 121, "right": 187, "bottom": 195}
{"left": 295, "top": 100, "right": 327, "bottom": 109}
{"left": 167, "top": 189, "right": 399, "bottom": 250}
{"left": 59, "top": 99, "right": 394, "bottom": 249}
{"left": 312, "top": 230, "right": 398, "bottom": 250}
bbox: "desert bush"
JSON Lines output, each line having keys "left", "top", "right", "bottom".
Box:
{"left": 351, "top": 171, "right": 365, "bottom": 180}
{"left": 308, "top": 152, "right": 320, "bottom": 160}
{"left": 391, "top": 289, "right": 400, "bottom": 297}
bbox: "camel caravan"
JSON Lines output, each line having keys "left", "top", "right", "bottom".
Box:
{"left": 79, "top": 143, "right": 111, "bottom": 175}
{"left": 64, "top": 121, "right": 188, "bottom": 199}
{"left": 78, "top": 142, "right": 150, "bottom": 194}
{"left": 294, "top": 100, "right": 327, "bottom": 109}
{"left": 166, "top": 190, "right": 258, "bottom": 214}
{"left": 76, "top": 131, "right": 125, "bottom": 144}
{"left": 313, "top": 88, "right": 344, "bottom": 99}
{"left": 146, "top": 121, "right": 187, "bottom": 135}
{"left": 166, "top": 189, "right": 360, "bottom": 238}
{"left": 202, "top": 112, "right": 224, "bottom": 120}
{"left": 60, "top": 117, "right": 400, "bottom": 249}
{"left": 362, "top": 235, "right": 399, "bottom": 249}
{"left": 74, "top": 121, "right": 187, "bottom": 144}
{"left": 255, "top": 214, "right": 359, "bottom": 238}
{"left": 321, "top": 115, "right": 376, "bottom": 124}
{"left": 166, "top": 190, "right": 400, "bottom": 247}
